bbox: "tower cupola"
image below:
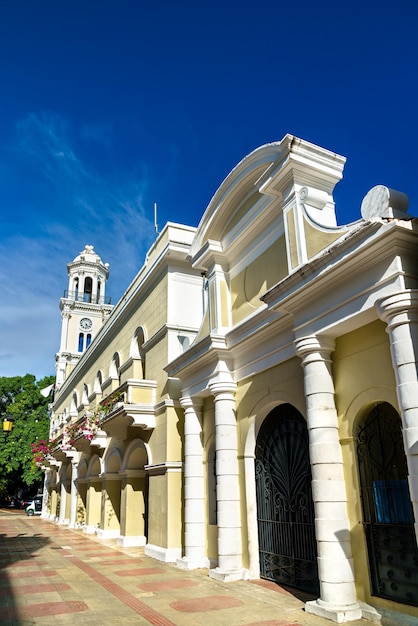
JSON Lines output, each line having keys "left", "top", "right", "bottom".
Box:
{"left": 55, "top": 245, "right": 113, "bottom": 387}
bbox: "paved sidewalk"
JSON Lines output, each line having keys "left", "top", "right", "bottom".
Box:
{"left": 0, "top": 509, "right": 371, "bottom": 625}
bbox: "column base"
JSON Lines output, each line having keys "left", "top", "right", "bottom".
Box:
{"left": 145, "top": 543, "right": 182, "bottom": 563}
{"left": 95, "top": 528, "right": 120, "bottom": 540}
{"left": 117, "top": 535, "right": 146, "bottom": 548}
{"left": 357, "top": 602, "right": 382, "bottom": 623}
{"left": 209, "top": 567, "right": 245, "bottom": 582}
{"left": 68, "top": 521, "right": 81, "bottom": 529}
{"left": 306, "top": 599, "right": 362, "bottom": 623}
{"left": 176, "top": 555, "right": 210, "bottom": 570}
{"left": 83, "top": 525, "right": 97, "bottom": 534}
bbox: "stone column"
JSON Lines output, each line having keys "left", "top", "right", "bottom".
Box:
{"left": 68, "top": 456, "right": 79, "bottom": 528}
{"left": 58, "top": 479, "right": 67, "bottom": 525}
{"left": 208, "top": 381, "right": 243, "bottom": 581}
{"left": 40, "top": 471, "right": 50, "bottom": 519}
{"left": 376, "top": 290, "right": 418, "bottom": 542}
{"left": 177, "top": 397, "right": 209, "bottom": 570}
{"left": 295, "top": 336, "right": 361, "bottom": 623}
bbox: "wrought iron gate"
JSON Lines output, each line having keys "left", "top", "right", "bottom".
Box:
{"left": 255, "top": 404, "right": 319, "bottom": 594}
{"left": 357, "top": 403, "right": 418, "bottom": 607}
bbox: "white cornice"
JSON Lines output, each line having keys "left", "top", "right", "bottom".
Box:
{"left": 262, "top": 219, "right": 418, "bottom": 337}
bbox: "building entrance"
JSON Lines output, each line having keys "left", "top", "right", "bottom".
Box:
{"left": 255, "top": 404, "right": 319, "bottom": 594}
{"left": 357, "top": 403, "right": 418, "bottom": 607}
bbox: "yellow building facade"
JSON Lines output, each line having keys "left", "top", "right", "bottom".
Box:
{"left": 45, "top": 135, "right": 418, "bottom": 624}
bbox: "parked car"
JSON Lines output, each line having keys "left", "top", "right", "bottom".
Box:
{"left": 20, "top": 497, "right": 34, "bottom": 510}
{"left": 25, "top": 495, "right": 43, "bottom": 516}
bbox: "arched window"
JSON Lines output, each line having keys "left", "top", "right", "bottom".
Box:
{"left": 84, "top": 277, "right": 92, "bottom": 303}
{"left": 110, "top": 353, "right": 121, "bottom": 383}
{"left": 97, "top": 279, "right": 102, "bottom": 304}
{"left": 130, "top": 328, "right": 146, "bottom": 378}
{"left": 357, "top": 402, "right": 418, "bottom": 606}
{"left": 74, "top": 277, "right": 79, "bottom": 301}
{"left": 94, "top": 371, "right": 103, "bottom": 394}
{"left": 78, "top": 333, "right": 84, "bottom": 352}
{"left": 86, "top": 334, "right": 92, "bottom": 349}
{"left": 82, "top": 384, "right": 89, "bottom": 406}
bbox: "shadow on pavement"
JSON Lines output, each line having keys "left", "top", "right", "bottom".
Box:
{"left": 0, "top": 509, "right": 51, "bottom": 624}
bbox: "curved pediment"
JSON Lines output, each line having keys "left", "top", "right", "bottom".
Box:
{"left": 191, "top": 142, "right": 282, "bottom": 261}
{"left": 190, "top": 134, "right": 347, "bottom": 274}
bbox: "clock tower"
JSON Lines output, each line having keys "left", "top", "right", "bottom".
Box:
{"left": 55, "top": 245, "right": 114, "bottom": 388}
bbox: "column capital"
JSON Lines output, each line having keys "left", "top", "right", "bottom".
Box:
{"left": 376, "top": 289, "right": 418, "bottom": 326}
{"left": 179, "top": 396, "right": 203, "bottom": 411}
{"left": 294, "top": 335, "right": 335, "bottom": 364}
{"left": 61, "top": 306, "right": 71, "bottom": 318}
{"left": 209, "top": 381, "right": 237, "bottom": 398}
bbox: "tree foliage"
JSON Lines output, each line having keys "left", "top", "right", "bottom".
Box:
{"left": 0, "top": 374, "right": 54, "bottom": 501}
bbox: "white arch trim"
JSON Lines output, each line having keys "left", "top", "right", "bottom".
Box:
{"left": 121, "top": 438, "right": 151, "bottom": 472}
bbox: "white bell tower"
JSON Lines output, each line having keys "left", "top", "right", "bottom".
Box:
{"left": 55, "top": 245, "right": 114, "bottom": 388}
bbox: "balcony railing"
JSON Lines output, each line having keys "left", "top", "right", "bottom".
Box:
{"left": 62, "top": 290, "right": 112, "bottom": 305}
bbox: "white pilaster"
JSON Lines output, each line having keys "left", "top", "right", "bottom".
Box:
{"left": 58, "top": 306, "right": 71, "bottom": 353}
{"left": 376, "top": 290, "right": 418, "bottom": 544}
{"left": 177, "top": 397, "right": 209, "bottom": 570}
{"left": 208, "top": 263, "right": 231, "bottom": 332}
{"left": 58, "top": 480, "right": 68, "bottom": 525}
{"left": 295, "top": 336, "right": 362, "bottom": 623}
{"left": 208, "top": 381, "right": 243, "bottom": 582}
{"left": 68, "top": 456, "right": 79, "bottom": 528}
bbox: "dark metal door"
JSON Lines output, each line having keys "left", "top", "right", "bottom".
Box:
{"left": 357, "top": 403, "right": 418, "bottom": 607}
{"left": 255, "top": 404, "right": 319, "bottom": 594}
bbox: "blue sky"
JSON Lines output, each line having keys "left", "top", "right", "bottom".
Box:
{"left": 0, "top": 0, "right": 417, "bottom": 379}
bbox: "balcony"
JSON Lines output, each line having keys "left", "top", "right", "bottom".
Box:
{"left": 99, "top": 380, "right": 157, "bottom": 438}
{"left": 62, "top": 290, "right": 112, "bottom": 305}
{"left": 49, "top": 380, "right": 157, "bottom": 456}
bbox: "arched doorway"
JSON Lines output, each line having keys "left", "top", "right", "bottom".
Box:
{"left": 356, "top": 402, "right": 418, "bottom": 606}
{"left": 255, "top": 403, "right": 319, "bottom": 594}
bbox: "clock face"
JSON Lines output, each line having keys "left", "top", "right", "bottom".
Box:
{"left": 80, "top": 317, "right": 92, "bottom": 331}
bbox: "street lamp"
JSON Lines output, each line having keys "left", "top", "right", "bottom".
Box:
{"left": 3, "top": 416, "right": 14, "bottom": 432}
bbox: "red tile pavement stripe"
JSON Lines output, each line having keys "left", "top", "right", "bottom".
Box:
{"left": 6, "top": 559, "right": 47, "bottom": 567}
{"left": 54, "top": 546, "right": 115, "bottom": 557}
{"left": 18, "top": 600, "right": 88, "bottom": 618}
{"left": 170, "top": 595, "right": 244, "bottom": 613}
{"left": 4, "top": 570, "right": 57, "bottom": 579}
{"left": 68, "top": 546, "right": 113, "bottom": 551}
{"left": 115, "top": 568, "right": 156, "bottom": 577}
{"left": 139, "top": 580, "right": 199, "bottom": 592}
{"left": 245, "top": 622, "right": 301, "bottom": 626}
{"left": 61, "top": 550, "right": 177, "bottom": 626}
{"left": 84, "top": 552, "right": 118, "bottom": 557}
{"left": 100, "top": 558, "right": 143, "bottom": 566}
{"left": 250, "top": 579, "right": 313, "bottom": 601}
{"left": 126, "top": 567, "right": 165, "bottom": 576}
{"left": 0, "top": 601, "right": 87, "bottom": 620}
{"left": 13, "top": 582, "right": 71, "bottom": 595}
{"left": 249, "top": 580, "right": 293, "bottom": 595}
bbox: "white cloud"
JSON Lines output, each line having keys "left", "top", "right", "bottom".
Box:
{"left": 0, "top": 112, "right": 157, "bottom": 379}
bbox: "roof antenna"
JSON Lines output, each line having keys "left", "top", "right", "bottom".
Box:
{"left": 154, "top": 202, "right": 159, "bottom": 235}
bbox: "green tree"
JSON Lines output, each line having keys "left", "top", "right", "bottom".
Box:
{"left": 0, "top": 374, "right": 54, "bottom": 503}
